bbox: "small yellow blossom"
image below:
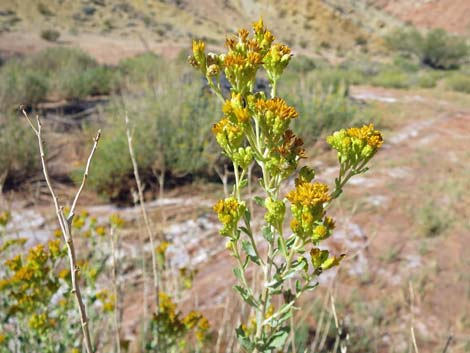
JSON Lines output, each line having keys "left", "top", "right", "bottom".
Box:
{"left": 94, "top": 226, "right": 106, "bottom": 237}
{"left": 109, "top": 213, "right": 125, "bottom": 228}
{"left": 347, "top": 123, "right": 383, "bottom": 149}
{"left": 156, "top": 241, "right": 170, "bottom": 255}
{"left": 213, "top": 197, "right": 245, "bottom": 236}
{"left": 0, "top": 211, "right": 11, "bottom": 227}
{"left": 287, "top": 182, "right": 330, "bottom": 207}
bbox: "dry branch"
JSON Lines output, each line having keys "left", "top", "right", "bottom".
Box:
{"left": 22, "top": 109, "right": 100, "bottom": 353}
{"left": 124, "top": 114, "right": 161, "bottom": 309}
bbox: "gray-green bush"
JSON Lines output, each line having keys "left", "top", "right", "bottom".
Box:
{"left": 0, "top": 115, "right": 40, "bottom": 189}
{"left": 85, "top": 63, "right": 220, "bottom": 199}
{"left": 445, "top": 72, "right": 470, "bottom": 94}
{"left": 0, "top": 47, "right": 117, "bottom": 109}
{"left": 386, "top": 27, "right": 469, "bottom": 70}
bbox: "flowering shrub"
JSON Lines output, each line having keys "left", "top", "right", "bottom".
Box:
{"left": 0, "top": 211, "right": 115, "bottom": 352}
{"left": 190, "top": 19, "right": 382, "bottom": 352}
{"left": 146, "top": 292, "right": 210, "bottom": 352}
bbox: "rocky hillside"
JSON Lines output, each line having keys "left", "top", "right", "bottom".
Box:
{"left": 0, "top": 0, "right": 403, "bottom": 60}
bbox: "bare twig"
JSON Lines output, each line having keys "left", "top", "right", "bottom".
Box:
{"left": 441, "top": 335, "right": 453, "bottom": 353}
{"left": 22, "top": 109, "right": 99, "bottom": 353}
{"left": 330, "top": 292, "right": 348, "bottom": 353}
{"left": 124, "top": 114, "right": 161, "bottom": 309}
{"left": 409, "top": 282, "right": 420, "bottom": 353}
{"left": 132, "top": 190, "right": 148, "bottom": 350}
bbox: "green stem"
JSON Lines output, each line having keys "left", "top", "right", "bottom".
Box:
{"left": 232, "top": 239, "right": 249, "bottom": 289}
{"left": 271, "top": 78, "right": 278, "bottom": 99}
{"left": 233, "top": 162, "right": 241, "bottom": 200}
{"left": 255, "top": 236, "right": 275, "bottom": 343}
{"left": 207, "top": 79, "right": 225, "bottom": 103}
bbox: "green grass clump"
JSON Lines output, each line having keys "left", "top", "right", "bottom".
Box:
{"left": 84, "top": 63, "right": 220, "bottom": 200}
{"left": 40, "top": 29, "right": 60, "bottom": 42}
{"left": 445, "top": 72, "right": 470, "bottom": 94}
{"left": 118, "top": 52, "right": 165, "bottom": 89}
{"left": 0, "top": 115, "right": 40, "bottom": 189}
{"left": 414, "top": 71, "right": 439, "bottom": 88}
{"left": 417, "top": 202, "right": 448, "bottom": 238}
{"left": 0, "top": 47, "right": 117, "bottom": 109}
{"left": 58, "top": 66, "right": 116, "bottom": 99}
{"left": 370, "top": 70, "right": 410, "bottom": 89}
{"left": 0, "top": 62, "right": 49, "bottom": 107}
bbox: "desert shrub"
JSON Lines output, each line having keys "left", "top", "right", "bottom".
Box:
{"left": 386, "top": 27, "right": 469, "bottom": 70}
{"left": 40, "top": 29, "right": 61, "bottom": 42}
{"left": 0, "top": 62, "right": 48, "bottom": 108}
{"left": 0, "top": 114, "right": 40, "bottom": 189}
{"left": 58, "top": 66, "right": 117, "bottom": 99}
{"left": 37, "top": 3, "right": 54, "bottom": 16}
{"left": 0, "top": 212, "right": 119, "bottom": 352}
{"left": 370, "top": 70, "right": 410, "bottom": 89}
{"left": 420, "top": 29, "right": 468, "bottom": 69}
{"left": 0, "top": 47, "right": 117, "bottom": 107}
{"left": 85, "top": 65, "right": 220, "bottom": 199}
{"left": 393, "top": 55, "right": 420, "bottom": 72}
{"left": 414, "top": 70, "right": 439, "bottom": 88}
{"left": 31, "top": 47, "right": 97, "bottom": 73}
{"left": 355, "top": 35, "right": 368, "bottom": 46}
{"left": 417, "top": 202, "right": 449, "bottom": 237}
{"left": 118, "top": 52, "right": 164, "bottom": 89}
{"left": 445, "top": 72, "right": 470, "bottom": 93}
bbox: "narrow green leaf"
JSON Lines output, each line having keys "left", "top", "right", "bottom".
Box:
{"left": 265, "top": 326, "right": 290, "bottom": 349}
{"left": 242, "top": 239, "right": 260, "bottom": 265}
{"left": 262, "top": 225, "right": 274, "bottom": 242}
{"left": 254, "top": 196, "right": 265, "bottom": 207}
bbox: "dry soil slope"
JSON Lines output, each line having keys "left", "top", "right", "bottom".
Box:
{"left": 0, "top": 0, "right": 400, "bottom": 57}
{"left": 373, "top": 0, "right": 470, "bottom": 35}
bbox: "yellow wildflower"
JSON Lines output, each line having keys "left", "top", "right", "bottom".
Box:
{"left": 94, "top": 226, "right": 106, "bottom": 237}
{"left": 347, "top": 123, "right": 383, "bottom": 149}
{"left": 156, "top": 241, "right": 170, "bottom": 255}
{"left": 109, "top": 213, "right": 125, "bottom": 228}
{"left": 255, "top": 97, "right": 298, "bottom": 121}
{"left": 287, "top": 182, "right": 330, "bottom": 207}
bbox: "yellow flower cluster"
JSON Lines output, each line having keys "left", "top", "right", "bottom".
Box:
{"left": 286, "top": 182, "right": 330, "bottom": 207}
{"left": 182, "top": 311, "right": 210, "bottom": 342}
{"left": 153, "top": 292, "right": 211, "bottom": 344}
{"left": 109, "top": 213, "right": 125, "bottom": 228}
{"left": 213, "top": 197, "right": 246, "bottom": 237}
{"left": 327, "top": 123, "right": 383, "bottom": 164}
{"left": 156, "top": 241, "right": 170, "bottom": 256}
{"left": 189, "top": 18, "right": 289, "bottom": 95}
{"left": 212, "top": 118, "right": 244, "bottom": 152}
{"left": 287, "top": 182, "right": 335, "bottom": 242}
{"left": 28, "top": 313, "right": 56, "bottom": 331}
{"left": 0, "top": 239, "right": 71, "bottom": 337}
{"left": 0, "top": 211, "right": 10, "bottom": 227}
{"left": 255, "top": 97, "right": 299, "bottom": 141}
{"left": 347, "top": 123, "right": 383, "bottom": 149}
{"left": 96, "top": 289, "right": 115, "bottom": 312}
